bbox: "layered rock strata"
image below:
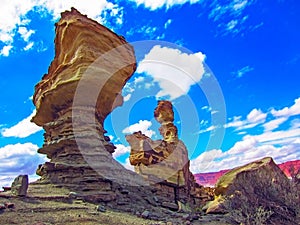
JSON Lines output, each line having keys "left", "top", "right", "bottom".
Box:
{"left": 32, "top": 8, "right": 145, "bottom": 192}
{"left": 126, "top": 101, "right": 203, "bottom": 203}
{"left": 30, "top": 8, "right": 211, "bottom": 214}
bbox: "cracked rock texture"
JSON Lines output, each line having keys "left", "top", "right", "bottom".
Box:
{"left": 30, "top": 9, "right": 211, "bottom": 218}
{"left": 126, "top": 101, "right": 206, "bottom": 204}
{"left": 32, "top": 7, "right": 146, "bottom": 191}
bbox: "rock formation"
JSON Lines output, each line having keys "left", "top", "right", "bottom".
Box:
{"left": 194, "top": 159, "right": 300, "bottom": 187}
{"left": 11, "top": 175, "right": 28, "bottom": 197}
{"left": 30, "top": 8, "right": 212, "bottom": 218}
{"left": 32, "top": 8, "right": 146, "bottom": 193}
{"left": 126, "top": 100, "right": 203, "bottom": 203}
{"left": 204, "top": 157, "right": 299, "bottom": 224}
{"left": 213, "top": 157, "right": 288, "bottom": 197}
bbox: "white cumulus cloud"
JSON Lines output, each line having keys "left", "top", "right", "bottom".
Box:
{"left": 137, "top": 45, "right": 205, "bottom": 100}
{"left": 226, "top": 108, "right": 266, "bottom": 130}
{"left": 1, "top": 110, "right": 42, "bottom": 138}
{"left": 122, "top": 120, "right": 155, "bottom": 138}
{"left": 193, "top": 97, "right": 300, "bottom": 174}
{"left": 271, "top": 97, "right": 300, "bottom": 117}
{"left": 0, "top": 142, "right": 47, "bottom": 189}
{"left": 113, "top": 144, "right": 131, "bottom": 158}
{"left": 0, "top": 45, "right": 13, "bottom": 56}
{"left": 190, "top": 149, "right": 223, "bottom": 173}
{"left": 191, "top": 138, "right": 300, "bottom": 173}
{"left": 247, "top": 108, "right": 267, "bottom": 124}
{"left": 0, "top": 0, "right": 123, "bottom": 56}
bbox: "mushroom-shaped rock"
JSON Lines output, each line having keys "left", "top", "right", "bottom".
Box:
{"left": 31, "top": 8, "right": 146, "bottom": 191}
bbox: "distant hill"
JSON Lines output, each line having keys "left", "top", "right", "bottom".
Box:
{"left": 194, "top": 159, "right": 300, "bottom": 187}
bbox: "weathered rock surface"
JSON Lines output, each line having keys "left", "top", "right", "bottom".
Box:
{"left": 126, "top": 100, "right": 206, "bottom": 205}
{"left": 205, "top": 157, "right": 288, "bottom": 214}
{"left": 11, "top": 175, "right": 28, "bottom": 197}
{"left": 194, "top": 159, "right": 300, "bottom": 187}
{"left": 214, "top": 157, "right": 288, "bottom": 196}
{"left": 204, "top": 157, "right": 299, "bottom": 224}
{"left": 126, "top": 101, "right": 191, "bottom": 186}
{"left": 31, "top": 8, "right": 149, "bottom": 193}
{"left": 28, "top": 8, "right": 213, "bottom": 221}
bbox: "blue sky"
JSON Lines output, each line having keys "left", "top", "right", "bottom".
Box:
{"left": 0, "top": 0, "right": 300, "bottom": 188}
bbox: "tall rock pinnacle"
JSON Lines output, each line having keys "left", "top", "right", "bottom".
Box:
{"left": 31, "top": 8, "right": 145, "bottom": 191}
{"left": 126, "top": 101, "right": 196, "bottom": 196}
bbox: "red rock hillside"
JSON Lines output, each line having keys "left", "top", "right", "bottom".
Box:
{"left": 194, "top": 159, "right": 300, "bottom": 186}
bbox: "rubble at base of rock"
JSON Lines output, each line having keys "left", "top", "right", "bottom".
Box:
{"left": 26, "top": 8, "right": 211, "bottom": 217}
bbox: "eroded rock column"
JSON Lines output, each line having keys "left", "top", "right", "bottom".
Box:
{"left": 126, "top": 101, "right": 200, "bottom": 203}
{"left": 32, "top": 8, "right": 145, "bottom": 192}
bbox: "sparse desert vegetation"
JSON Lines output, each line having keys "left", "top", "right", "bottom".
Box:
{"left": 223, "top": 161, "right": 300, "bottom": 225}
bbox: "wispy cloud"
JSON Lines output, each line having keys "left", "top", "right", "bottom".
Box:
{"left": 122, "top": 76, "right": 148, "bottom": 102}
{"left": 1, "top": 110, "right": 42, "bottom": 138}
{"left": 192, "top": 97, "right": 300, "bottom": 173}
{"left": 208, "top": 0, "right": 260, "bottom": 36}
{"left": 197, "top": 125, "right": 217, "bottom": 134}
{"left": 164, "top": 19, "right": 172, "bottom": 29}
{"left": 233, "top": 65, "right": 254, "bottom": 78}
{"left": 18, "top": 26, "right": 35, "bottom": 42}
{"left": 128, "top": 0, "right": 201, "bottom": 10}
{"left": 126, "top": 25, "right": 164, "bottom": 40}
{"left": 263, "top": 117, "right": 288, "bottom": 132}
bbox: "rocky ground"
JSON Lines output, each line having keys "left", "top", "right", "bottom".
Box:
{"left": 0, "top": 183, "right": 230, "bottom": 225}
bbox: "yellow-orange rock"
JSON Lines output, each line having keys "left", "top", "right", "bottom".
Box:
{"left": 32, "top": 8, "right": 136, "bottom": 126}
{"left": 126, "top": 101, "right": 192, "bottom": 187}
{"left": 31, "top": 8, "right": 145, "bottom": 191}
{"left": 154, "top": 100, "right": 174, "bottom": 124}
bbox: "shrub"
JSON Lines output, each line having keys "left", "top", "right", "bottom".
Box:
{"left": 223, "top": 170, "right": 300, "bottom": 225}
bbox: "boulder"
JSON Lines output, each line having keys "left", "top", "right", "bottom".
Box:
{"left": 11, "top": 175, "right": 28, "bottom": 197}
{"left": 214, "top": 157, "right": 288, "bottom": 197}
{"left": 204, "top": 157, "right": 299, "bottom": 225}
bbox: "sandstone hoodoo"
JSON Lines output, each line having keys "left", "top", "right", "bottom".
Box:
{"left": 31, "top": 7, "right": 145, "bottom": 192}
{"left": 126, "top": 100, "right": 191, "bottom": 186}
{"left": 126, "top": 100, "right": 205, "bottom": 204}
{"left": 30, "top": 8, "right": 211, "bottom": 218}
